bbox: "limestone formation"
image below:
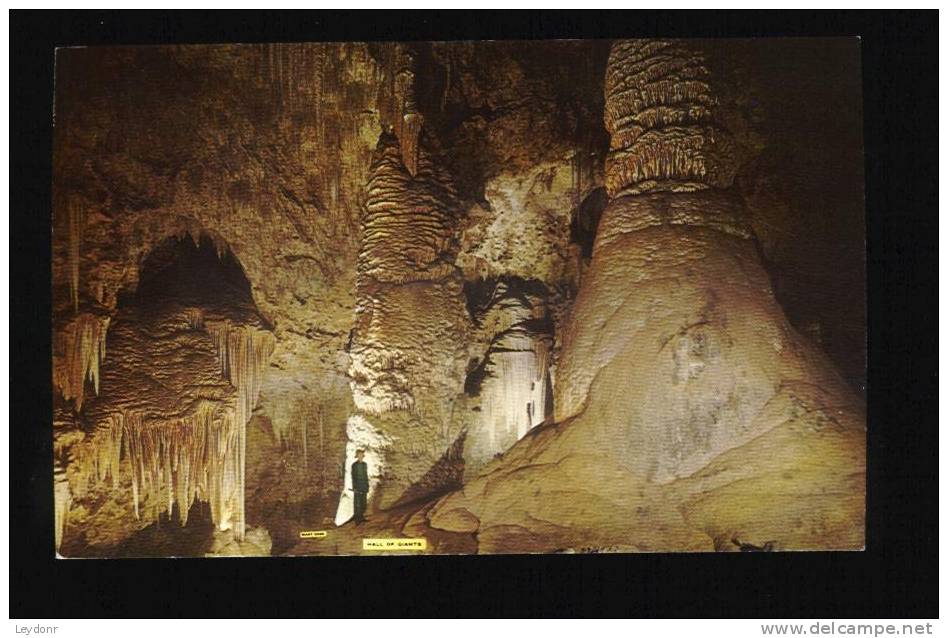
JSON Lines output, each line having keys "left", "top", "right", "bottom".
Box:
{"left": 53, "top": 311, "right": 110, "bottom": 412}
{"left": 426, "top": 39, "right": 865, "bottom": 553}
{"left": 51, "top": 39, "right": 865, "bottom": 556}
{"left": 603, "top": 39, "right": 740, "bottom": 197}
{"left": 462, "top": 278, "right": 554, "bottom": 477}
{"left": 345, "top": 133, "right": 472, "bottom": 512}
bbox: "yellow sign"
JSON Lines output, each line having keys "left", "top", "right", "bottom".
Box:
{"left": 362, "top": 537, "right": 427, "bottom": 551}
{"left": 299, "top": 530, "right": 328, "bottom": 539}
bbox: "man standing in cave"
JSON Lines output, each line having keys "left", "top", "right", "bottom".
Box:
{"left": 351, "top": 449, "right": 369, "bottom": 525}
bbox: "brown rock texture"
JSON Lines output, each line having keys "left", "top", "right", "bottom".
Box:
{"left": 425, "top": 39, "right": 864, "bottom": 553}
{"left": 604, "top": 39, "right": 740, "bottom": 197}
{"left": 51, "top": 39, "right": 865, "bottom": 555}
{"left": 345, "top": 134, "right": 472, "bottom": 512}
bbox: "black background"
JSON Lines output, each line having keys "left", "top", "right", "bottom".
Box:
{"left": 10, "top": 10, "right": 938, "bottom": 618}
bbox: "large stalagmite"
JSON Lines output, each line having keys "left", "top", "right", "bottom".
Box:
{"left": 425, "top": 39, "right": 865, "bottom": 553}
{"left": 343, "top": 133, "right": 471, "bottom": 515}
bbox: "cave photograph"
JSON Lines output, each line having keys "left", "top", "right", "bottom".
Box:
{"left": 51, "top": 37, "right": 867, "bottom": 558}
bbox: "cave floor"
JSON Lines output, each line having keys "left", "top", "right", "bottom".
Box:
{"left": 280, "top": 497, "right": 478, "bottom": 557}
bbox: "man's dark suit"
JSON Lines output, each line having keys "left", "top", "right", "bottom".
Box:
{"left": 351, "top": 460, "right": 369, "bottom": 522}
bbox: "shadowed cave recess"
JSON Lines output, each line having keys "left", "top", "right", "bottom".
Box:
{"left": 53, "top": 39, "right": 866, "bottom": 556}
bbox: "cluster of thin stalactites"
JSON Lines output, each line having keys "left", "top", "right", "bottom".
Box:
{"left": 56, "top": 321, "right": 274, "bottom": 549}
{"left": 53, "top": 313, "right": 110, "bottom": 412}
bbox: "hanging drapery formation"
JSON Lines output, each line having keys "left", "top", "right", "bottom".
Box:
{"left": 121, "top": 404, "right": 243, "bottom": 530}
{"left": 465, "top": 279, "right": 553, "bottom": 473}
{"left": 52, "top": 313, "right": 110, "bottom": 412}
{"left": 185, "top": 307, "right": 205, "bottom": 331}
{"left": 59, "top": 305, "right": 274, "bottom": 544}
{"left": 67, "top": 402, "right": 244, "bottom": 533}
{"left": 68, "top": 326, "right": 271, "bottom": 540}
{"left": 205, "top": 321, "right": 275, "bottom": 430}
{"left": 481, "top": 346, "right": 550, "bottom": 446}
{"left": 65, "top": 416, "right": 123, "bottom": 509}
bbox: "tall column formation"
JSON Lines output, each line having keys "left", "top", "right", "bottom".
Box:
{"left": 556, "top": 39, "right": 751, "bottom": 427}
{"left": 602, "top": 40, "right": 739, "bottom": 198}
{"left": 427, "top": 40, "right": 864, "bottom": 552}
{"left": 343, "top": 132, "right": 471, "bottom": 515}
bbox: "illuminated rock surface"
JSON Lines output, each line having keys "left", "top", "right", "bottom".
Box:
{"left": 425, "top": 39, "right": 865, "bottom": 553}
{"left": 52, "top": 40, "right": 865, "bottom": 555}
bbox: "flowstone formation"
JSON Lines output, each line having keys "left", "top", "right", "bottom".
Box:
{"left": 462, "top": 277, "right": 554, "bottom": 477}
{"left": 424, "top": 39, "right": 865, "bottom": 553}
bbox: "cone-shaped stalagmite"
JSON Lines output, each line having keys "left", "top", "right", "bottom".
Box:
{"left": 342, "top": 133, "right": 471, "bottom": 517}
{"left": 426, "top": 40, "right": 865, "bottom": 553}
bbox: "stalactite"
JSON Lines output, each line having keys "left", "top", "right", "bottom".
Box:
{"left": 301, "top": 412, "right": 308, "bottom": 469}
{"left": 66, "top": 415, "right": 123, "bottom": 506}
{"left": 54, "top": 464, "right": 71, "bottom": 552}
{"left": 53, "top": 313, "right": 110, "bottom": 411}
{"left": 205, "top": 321, "right": 274, "bottom": 430}
{"left": 205, "top": 320, "right": 275, "bottom": 539}
{"left": 63, "top": 316, "right": 273, "bottom": 543}
{"left": 185, "top": 307, "right": 205, "bottom": 330}
{"left": 400, "top": 112, "right": 423, "bottom": 177}
{"left": 392, "top": 46, "right": 423, "bottom": 177}
{"left": 68, "top": 401, "right": 242, "bottom": 534}
{"left": 440, "top": 57, "right": 451, "bottom": 113}
{"left": 67, "top": 198, "right": 83, "bottom": 313}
